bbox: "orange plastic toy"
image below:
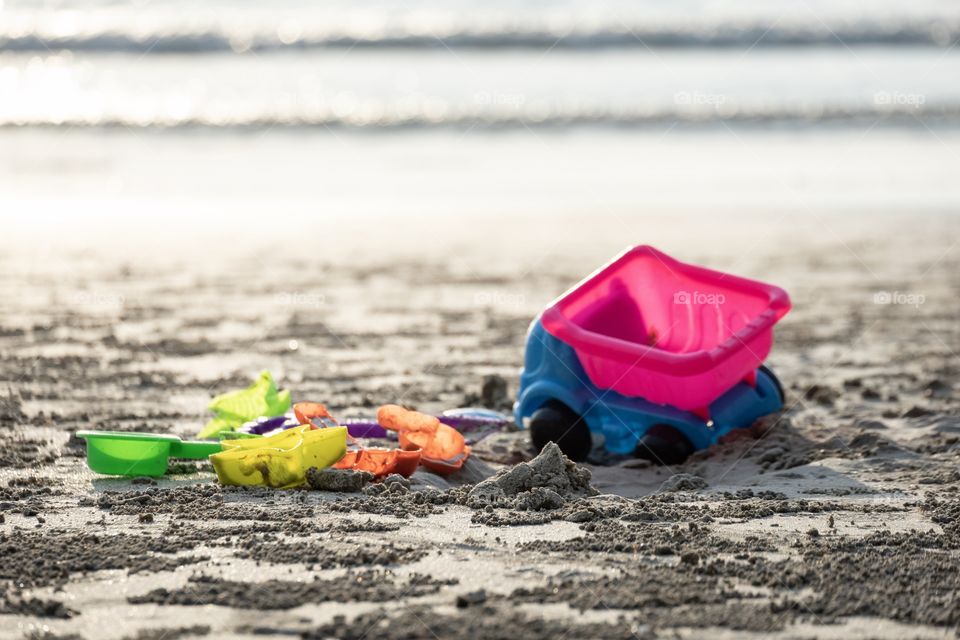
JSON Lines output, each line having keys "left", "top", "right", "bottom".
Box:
{"left": 292, "top": 401, "right": 470, "bottom": 476}
{"left": 377, "top": 404, "right": 470, "bottom": 474}
{"left": 296, "top": 401, "right": 422, "bottom": 478}
{"left": 293, "top": 402, "right": 337, "bottom": 428}
{"left": 333, "top": 448, "right": 421, "bottom": 478}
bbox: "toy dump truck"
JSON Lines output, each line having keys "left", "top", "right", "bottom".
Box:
{"left": 514, "top": 245, "right": 791, "bottom": 464}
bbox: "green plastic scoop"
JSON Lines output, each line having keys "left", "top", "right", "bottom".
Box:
{"left": 76, "top": 431, "right": 223, "bottom": 477}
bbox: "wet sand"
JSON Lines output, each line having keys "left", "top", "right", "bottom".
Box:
{"left": 1, "top": 211, "right": 959, "bottom": 639}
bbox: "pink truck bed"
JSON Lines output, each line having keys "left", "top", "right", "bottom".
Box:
{"left": 540, "top": 245, "right": 791, "bottom": 412}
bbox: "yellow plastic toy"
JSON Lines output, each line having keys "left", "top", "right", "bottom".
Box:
{"left": 210, "top": 425, "right": 347, "bottom": 488}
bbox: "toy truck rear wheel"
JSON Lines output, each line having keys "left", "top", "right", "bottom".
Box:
{"left": 529, "top": 400, "right": 592, "bottom": 462}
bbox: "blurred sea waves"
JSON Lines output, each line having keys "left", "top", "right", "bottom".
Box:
{"left": 1, "top": 0, "right": 958, "bottom": 130}
{"left": 1, "top": 23, "right": 957, "bottom": 54}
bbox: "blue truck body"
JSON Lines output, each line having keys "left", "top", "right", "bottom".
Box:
{"left": 514, "top": 318, "right": 784, "bottom": 454}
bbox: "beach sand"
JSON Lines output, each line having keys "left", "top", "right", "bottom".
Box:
{"left": 1, "top": 209, "right": 959, "bottom": 639}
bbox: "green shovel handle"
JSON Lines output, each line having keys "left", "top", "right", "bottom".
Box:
{"left": 170, "top": 440, "right": 223, "bottom": 460}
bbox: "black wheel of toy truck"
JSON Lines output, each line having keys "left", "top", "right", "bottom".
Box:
{"left": 529, "top": 400, "right": 592, "bottom": 462}
{"left": 758, "top": 364, "right": 785, "bottom": 404}
{"left": 634, "top": 424, "right": 695, "bottom": 466}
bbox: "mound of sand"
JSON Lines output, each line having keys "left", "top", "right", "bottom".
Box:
{"left": 467, "top": 442, "right": 598, "bottom": 511}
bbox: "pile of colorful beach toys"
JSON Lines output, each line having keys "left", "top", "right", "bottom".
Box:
{"left": 77, "top": 245, "right": 792, "bottom": 480}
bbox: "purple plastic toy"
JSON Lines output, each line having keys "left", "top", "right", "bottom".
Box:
{"left": 241, "top": 408, "right": 512, "bottom": 443}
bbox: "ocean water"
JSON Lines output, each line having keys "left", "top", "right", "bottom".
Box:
{"left": 2, "top": 0, "right": 959, "bottom": 128}
{"left": 1, "top": 0, "right": 959, "bottom": 236}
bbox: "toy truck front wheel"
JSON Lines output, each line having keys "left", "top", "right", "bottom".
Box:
{"left": 528, "top": 400, "right": 592, "bottom": 462}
